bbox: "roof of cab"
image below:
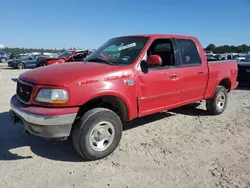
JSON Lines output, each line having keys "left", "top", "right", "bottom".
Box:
{"left": 112, "top": 34, "right": 198, "bottom": 41}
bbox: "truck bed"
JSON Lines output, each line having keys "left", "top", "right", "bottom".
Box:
{"left": 204, "top": 60, "right": 238, "bottom": 99}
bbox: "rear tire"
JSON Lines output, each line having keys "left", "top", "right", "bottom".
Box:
{"left": 206, "top": 86, "right": 228, "bottom": 115}
{"left": 18, "top": 63, "right": 25, "bottom": 69}
{"left": 72, "top": 108, "right": 122, "bottom": 161}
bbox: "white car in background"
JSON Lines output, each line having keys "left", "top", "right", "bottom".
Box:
{"left": 235, "top": 56, "right": 246, "bottom": 62}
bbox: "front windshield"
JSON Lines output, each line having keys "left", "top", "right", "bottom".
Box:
{"left": 85, "top": 36, "right": 148, "bottom": 65}
{"left": 57, "top": 51, "right": 72, "bottom": 59}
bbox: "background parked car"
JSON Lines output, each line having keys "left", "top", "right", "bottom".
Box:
{"left": 237, "top": 55, "right": 250, "bottom": 84}
{"left": 8, "top": 54, "right": 47, "bottom": 69}
{"left": 206, "top": 55, "right": 219, "bottom": 61}
{"left": 234, "top": 55, "right": 246, "bottom": 62}
{"left": 36, "top": 49, "right": 93, "bottom": 67}
{"left": 0, "top": 52, "right": 9, "bottom": 63}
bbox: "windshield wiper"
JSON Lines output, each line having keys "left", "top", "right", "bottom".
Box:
{"left": 87, "top": 58, "right": 114, "bottom": 65}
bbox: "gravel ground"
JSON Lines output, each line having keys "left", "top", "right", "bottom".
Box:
{"left": 0, "top": 66, "right": 250, "bottom": 188}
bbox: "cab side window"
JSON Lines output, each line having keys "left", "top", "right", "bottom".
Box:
{"left": 176, "top": 39, "right": 202, "bottom": 66}
{"left": 147, "top": 39, "right": 175, "bottom": 68}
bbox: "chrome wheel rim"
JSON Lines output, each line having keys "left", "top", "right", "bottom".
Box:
{"left": 89, "top": 121, "right": 115, "bottom": 151}
{"left": 216, "top": 93, "right": 225, "bottom": 110}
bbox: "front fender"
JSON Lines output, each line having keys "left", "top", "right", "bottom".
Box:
{"left": 71, "top": 80, "right": 138, "bottom": 120}
{"left": 82, "top": 90, "right": 137, "bottom": 120}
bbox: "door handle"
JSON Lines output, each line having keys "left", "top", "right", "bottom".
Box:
{"left": 169, "top": 74, "right": 178, "bottom": 79}
{"left": 197, "top": 72, "right": 204, "bottom": 75}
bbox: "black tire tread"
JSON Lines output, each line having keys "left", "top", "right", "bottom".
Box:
{"left": 206, "top": 86, "right": 228, "bottom": 115}
{"left": 72, "top": 108, "right": 122, "bottom": 160}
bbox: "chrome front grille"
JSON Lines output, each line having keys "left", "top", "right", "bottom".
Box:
{"left": 16, "top": 81, "right": 33, "bottom": 103}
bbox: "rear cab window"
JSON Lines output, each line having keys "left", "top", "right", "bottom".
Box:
{"left": 176, "top": 39, "right": 202, "bottom": 66}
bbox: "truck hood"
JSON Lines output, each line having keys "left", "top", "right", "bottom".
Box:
{"left": 19, "top": 62, "right": 115, "bottom": 86}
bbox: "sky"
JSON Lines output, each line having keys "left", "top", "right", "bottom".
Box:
{"left": 0, "top": 0, "right": 249, "bottom": 49}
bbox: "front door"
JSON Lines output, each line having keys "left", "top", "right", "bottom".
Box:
{"left": 137, "top": 38, "right": 182, "bottom": 117}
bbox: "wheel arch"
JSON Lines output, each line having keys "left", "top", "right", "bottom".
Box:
{"left": 218, "top": 78, "right": 231, "bottom": 91}
{"left": 76, "top": 92, "right": 134, "bottom": 121}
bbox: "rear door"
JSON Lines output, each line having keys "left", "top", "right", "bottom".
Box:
{"left": 174, "top": 38, "right": 208, "bottom": 104}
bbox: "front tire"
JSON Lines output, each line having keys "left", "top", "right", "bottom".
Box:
{"left": 72, "top": 108, "right": 122, "bottom": 160}
{"left": 206, "top": 86, "right": 228, "bottom": 115}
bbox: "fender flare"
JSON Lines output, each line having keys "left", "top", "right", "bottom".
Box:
{"left": 212, "top": 77, "right": 232, "bottom": 96}
{"left": 78, "top": 90, "right": 135, "bottom": 120}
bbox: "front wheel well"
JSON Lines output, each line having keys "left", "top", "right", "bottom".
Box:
{"left": 218, "top": 78, "right": 231, "bottom": 91}
{"left": 76, "top": 96, "right": 128, "bottom": 121}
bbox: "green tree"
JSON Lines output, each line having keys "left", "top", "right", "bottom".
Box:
{"left": 4, "top": 47, "right": 61, "bottom": 57}
{"left": 205, "top": 43, "right": 216, "bottom": 51}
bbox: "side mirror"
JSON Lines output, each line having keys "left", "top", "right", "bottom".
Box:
{"left": 29, "top": 57, "right": 32, "bottom": 60}
{"left": 146, "top": 55, "right": 162, "bottom": 66}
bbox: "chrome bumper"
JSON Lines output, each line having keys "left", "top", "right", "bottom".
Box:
{"left": 10, "top": 95, "right": 78, "bottom": 138}
{"left": 10, "top": 102, "right": 77, "bottom": 126}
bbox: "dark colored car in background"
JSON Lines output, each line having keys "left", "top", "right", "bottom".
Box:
{"left": 237, "top": 55, "right": 250, "bottom": 84}
{"left": 8, "top": 55, "right": 46, "bottom": 69}
{"left": 36, "top": 50, "right": 93, "bottom": 67}
{"left": 0, "top": 52, "right": 9, "bottom": 63}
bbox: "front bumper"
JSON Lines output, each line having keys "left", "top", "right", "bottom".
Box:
{"left": 10, "top": 95, "right": 78, "bottom": 139}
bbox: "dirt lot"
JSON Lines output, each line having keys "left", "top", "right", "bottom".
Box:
{"left": 0, "top": 65, "right": 250, "bottom": 188}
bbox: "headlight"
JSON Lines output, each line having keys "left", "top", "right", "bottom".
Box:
{"left": 35, "top": 89, "right": 68, "bottom": 103}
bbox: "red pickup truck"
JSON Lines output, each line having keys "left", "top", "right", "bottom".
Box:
{"left": 10, "top": 34, "right": 238, "bottom": 160}
{"left": 36, "top": 50, "right": 93, "bottom": 67}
